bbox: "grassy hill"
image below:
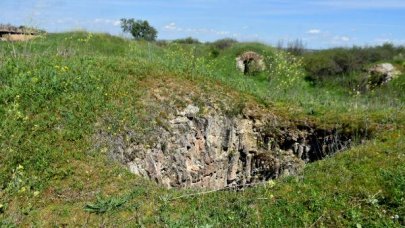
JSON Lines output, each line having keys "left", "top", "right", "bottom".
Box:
{"left": 0, "top": 32, "right": 404, "bottom": 227}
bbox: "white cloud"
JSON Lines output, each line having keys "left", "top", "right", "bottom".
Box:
{"left": 340, "top": 36, "right": 350, "bottom": 42}
{"left": 93, "top": 18, "right": 121, "bottom": 27}
{"left": 309, "top": 0, "right": 405, "bottom": 9}
{"left": 53, "top": 18, "right": 78, "bottom": 25}
{"left": 236, "top": 33, "right": 260, "bottom": 40}
{"left": 333, "top": 35, "right": 351, "bottom": 43}
{"left": 164, "top": 22, "right": 181, "bottom": 31}
{"left": 163, "top": 23, "right": 231, "bottom": 36}
{"left": 374, "top": 38, "right": 391, "bottom": 43}
{"left": 302, "top": 30, "right": 357, "bottom": 47}
{"left": 373, "top": 37, "right": 405, "bottom": 45}
{"left": 307, "top": 29, "right": 321, "bottom": 34}
{"left": 161, "top": 22, "right": 261, "bottom": 41}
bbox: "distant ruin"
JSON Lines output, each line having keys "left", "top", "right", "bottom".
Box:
{"left": 236, "top": 51, "right": 266, "bottom": 75}
{"left": 0, "top": 24, "right": 41, "bottom": 41}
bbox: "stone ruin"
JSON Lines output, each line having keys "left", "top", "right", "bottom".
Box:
{"left": 99, "top": 104, "right": 362, "bottom": 190}
{"left": 367, "top": 63, "right": 401, "bottom": 86}
{"left": 0, "top": 24, "right": 39, "bottom": 42}
{"left": 236, "top": 51, "right": 266, "bottom": 75}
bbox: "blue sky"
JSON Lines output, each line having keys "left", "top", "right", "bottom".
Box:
{"left": 1, "top": 0, "right": 404, "bottom": 48}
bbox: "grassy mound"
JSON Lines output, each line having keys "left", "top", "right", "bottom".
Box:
{"left": 0, "top": 32, "right": 404, "bottom": 226}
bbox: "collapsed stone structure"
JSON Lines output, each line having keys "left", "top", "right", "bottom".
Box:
{"left": 0, "top": 24, "right": 38, "bottom": 41}
{"left": 367, "top": 63, "right": 401, "bottom": 86}
{"left": 236, "top": 51, "right": 266, "bottom": 74}
{"left": 100, "top": 104, "right": 355, "bottom": 190}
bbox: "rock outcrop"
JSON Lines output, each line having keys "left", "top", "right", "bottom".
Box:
{"left": 100, "top": 104, "right": 354, "bottom": 190}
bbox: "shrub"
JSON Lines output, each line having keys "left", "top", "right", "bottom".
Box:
{"left": 209, "top": 48, "right": 220, "bottom": 58}
{"left": 333, "top": 49, "right": 362, "bottom": 73}
{"left": 207, "top": 38, "right": 238, "bottom": 58}
{"left": 267, "top": 50, "right": 305, "bottom": 87}
{"left": 303, "top": 53, "right": 342, "bottom": 81}
{"left": 155, "top": 40, "right": 169, "bottom": 47}
{"left": 286, "top": 39, "right": 305, "bottom": 56}
{"left": 173, "top": 37, "right": 200, "bottom": 44}
{"left": 211, "top": 38, "right": 238, "bottom": 50}
{"left": 302, "top": 43, "right": 405, "bottom": 85}
{"left": 393, "top": 53, "right": 405, "bottom": 64}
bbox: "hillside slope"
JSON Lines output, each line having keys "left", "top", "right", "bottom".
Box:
{"left": 0, "top": 32, "right": 404, "bottom": 227}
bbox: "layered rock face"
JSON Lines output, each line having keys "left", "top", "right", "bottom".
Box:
{"left": 104, "top": 105, "right": 353, "bottom": 189}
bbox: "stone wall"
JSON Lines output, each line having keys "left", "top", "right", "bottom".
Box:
{"left": 236, "top": 51, "right": 266, "bottom": 74}
{"left": 99, "top": 104, "right": 355, "bottom": 190}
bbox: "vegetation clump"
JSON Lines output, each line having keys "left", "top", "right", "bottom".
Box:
{"left": 303, "top": 43, "right": 404, "bottom": 82}
{"left": 212, "top": 38, "right": 238, "bottom": 50}
{"left": 173, "top": 37, "right": 201, "bottom": 44}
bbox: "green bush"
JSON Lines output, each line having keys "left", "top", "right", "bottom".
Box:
{"left": 393, "top": 53, "right": 405, "bottom": 64}
{"left": 211, "top": 38, "right": 238, "bottom": 50}
{"left": 286, "top": 39, "right": 305, "bottom": 56}
{"left": 173, "top": 37, "right": 200, "bottom": 44}
{"left": 209, "top": 47, "right": 220, "bottom": 58}
{"left": 303, "top": 53, "right": 342, "bottom": 81}
{"left": 303, "top": 43, "right": 405, "bottom": 87}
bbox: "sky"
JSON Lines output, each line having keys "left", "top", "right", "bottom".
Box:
{"left": 1, "top": 0, "right": 405, "bottom": 49}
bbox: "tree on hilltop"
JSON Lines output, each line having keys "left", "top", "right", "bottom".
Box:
{"left": 120, "top": 18, "right": 157, "bottom": 41}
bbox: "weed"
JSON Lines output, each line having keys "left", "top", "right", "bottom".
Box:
{"left": 84, "top": 195, "right": 128, "bottom": 214}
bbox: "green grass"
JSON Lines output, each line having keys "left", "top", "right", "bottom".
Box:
{"left": 0, "top": 32, "right": 404, "bottom": 226}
